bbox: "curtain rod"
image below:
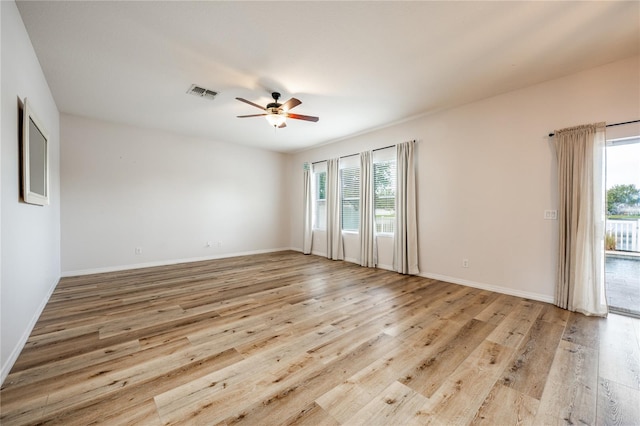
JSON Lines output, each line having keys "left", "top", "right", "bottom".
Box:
{"left": 548, "top": 119, "right": 640, "bottom": 137}
{"left": 310, "top": 143, "right": 401, "bottom": 165}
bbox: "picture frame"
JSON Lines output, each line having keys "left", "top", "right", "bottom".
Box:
{"left": 22, "top": 98, "right": 50, "bottom": 206}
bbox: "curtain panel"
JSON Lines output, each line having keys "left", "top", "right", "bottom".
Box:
{"left": 326, "top": 158, "right": 344, "bottom": 260}
{"left": 394, "top": 141, "right": 419, "bottom": 275}
{"left": 553, "top": 122, "right": 607, "bottom": 316}
{"left": 359, "top": 151, "right": 375, "bottom": 267}
{"left": 302, "top": 163, "right": 313, "bottom": 255}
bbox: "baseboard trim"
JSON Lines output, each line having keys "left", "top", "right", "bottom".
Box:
{"left": 343, "top": 256, "right": 359, "bottom": 265}
{"left": 376, "top": 263, "right": 394, "bottom": 271}
{"left": 61, "top": 247, "right": 294, "bottom": 277}
{"left": 1, "top": 276, "right": 59, "bottom": 385}
{"left": 419, "top": 272, "right": 554, "bottom": 304}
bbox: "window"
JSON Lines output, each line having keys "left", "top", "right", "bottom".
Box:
{"left": 374, "top": 148, "right": 396, "bottom": 234}
{"left": 313, "top": 162, "right": 327, "bottom": 230}
{"left": 340, "top": 157, "right": 360, "bottom": 231}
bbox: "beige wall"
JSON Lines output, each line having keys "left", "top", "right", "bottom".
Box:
{"left": 61, "top": 114, "right": 291, "bottom": 274}
{"left": 287, "top": 55, "right": 640, "bottom": 303}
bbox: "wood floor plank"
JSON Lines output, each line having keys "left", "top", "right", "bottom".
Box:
{"left": 598, "top": 313, "right": 640, "bottom": 391}
{"left": 281, "top": 402, "right": 340, "bottom": 426}
{"left": 419, "top": 339, "right": 515, "bottom": 424}
{"left": 345, "top": 381, "right": 430, "bottom": 426}
{"left": 98, "top": 305, "right": 187, "bottom": 338}
{"left": 217, "top": 333, "right": 399, "bottom": 426}
{"left": 48, "top": 350, "right": 243, "bottom": 424}
{"left": 308, "top": 319, "right": 401, "bottom": 365}
{"left": 1, "top": 251, "right": 638, "bottom": 425}
{"left": 402, "top": 314, "right": 466, "bottom": 349}
{"left": 316, "top": 345, "right": 423, "bottom": 423}
{"left": 39, "top": 338, "right": 221, "bottom": 418}
{"left": 534, "top": 339, "right": 599, "bottom": 425}
{"left": 154, "top": 357, "right": 267, "bottom": 425}
{"left": 0, "top": 339, "right": 141, "bottom": 389}
{"left": 562, "top": 312, "right": 600, "bottom": 349}
{"left": 500, "top": 317, "right": 565, "bottom": 400}
{"left": 398, "top": 318, "right": 496, "bottom": 398}
{"left": 154, "top": 325, "right": 340, "bottom": 424}
{"left": 10, "top": 331, "right": 103, "bottom": 371}
{"left": 596, "top": 378, "right": 640, "bottom": 426}
{"left": 0, "top": 393, "right": 48, "bottom": 425}
{"left": 472, "top": 382, "right": 539, "bottom": 425}
{"left": 33, "top": 348, "right": 243, "bottom": 425}
{"left": 474, "top": 293, "right": 521, "bottom": 325}
{"left": 316, "top": 382, "right": 373, "bottom": 424}
{"left": 384, "top": 284, "right": 469, "bottom": 339}
{"left": 486, "top": 299, "right": 543, "bottom": 348}
{"left": 538, "top": 303, "right": 571, "bottom": 327}
{"left": 158, "top": 332, "right": 397, "bottom": 425}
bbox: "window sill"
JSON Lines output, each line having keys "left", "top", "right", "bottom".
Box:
{"left": 376, "top": 233, "right": 394, "bottom": 238}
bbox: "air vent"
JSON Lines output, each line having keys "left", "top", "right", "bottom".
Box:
{"left": 186, "top": 84, "right": 218, "bottom": 100}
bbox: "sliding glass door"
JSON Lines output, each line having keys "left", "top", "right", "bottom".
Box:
{"left": 605, "top": 136, "right": 640, "bottom": 317}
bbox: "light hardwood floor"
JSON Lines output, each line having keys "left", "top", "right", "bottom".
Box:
{"left": 1, "top": 251, "right": 639, "bottom": 425}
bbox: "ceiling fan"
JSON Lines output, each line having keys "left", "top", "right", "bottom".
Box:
{"left": 236, "top": 92, "right": 319, "bottom": 128}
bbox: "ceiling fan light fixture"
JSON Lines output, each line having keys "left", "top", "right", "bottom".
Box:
{"left": 265, "top": 111, "right": 286, "bottom": 127}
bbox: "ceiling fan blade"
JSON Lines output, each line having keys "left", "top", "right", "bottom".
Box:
{"left": 236, "top": 97, "right": 266, "bottom": 110}
{"left": 287, "top": 113, "right": 319, "bottom": 122}
{"left": 281, "top": 98, "right": 302, "bottom": 111}
{"left": 237, "top": 114, "right": 267, "bottom": 118}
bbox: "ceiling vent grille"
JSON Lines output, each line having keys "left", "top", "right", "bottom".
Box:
{"left": 186, "top": 84, "right": 218, "bottom": 100}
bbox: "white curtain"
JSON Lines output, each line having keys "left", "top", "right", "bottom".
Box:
{"left": 394, "top": 141, "right": 419, "bottom": 275}
{"left": 359, "top": 151, "right": 375, "bottom": 267}
{"left": 302, "top": 163, "right": 313, "bottom": 255}
{"left": 553, "top": 122, "right": 607, "bottom": 316}
{"left": 326, "top": 158, "right": 344, "bottom": 260}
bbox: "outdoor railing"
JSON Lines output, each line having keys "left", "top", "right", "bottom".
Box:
{"left": 606, "top": 219, "right": 640, "bottom": 252}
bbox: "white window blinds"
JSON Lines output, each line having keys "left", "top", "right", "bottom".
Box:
{"left": 340, "top": 156, "right": 360, "bottom": 232}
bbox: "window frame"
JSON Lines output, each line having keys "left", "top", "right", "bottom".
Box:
{"left": 373, "top": 148, "right": 397, "bottom": 236}
{"left": 312, "top": 162, "right": 327, "bottom": 231}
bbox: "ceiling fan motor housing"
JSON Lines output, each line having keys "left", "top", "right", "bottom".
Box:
{"left": 267, "top": 92, "right": 282, "bottom": 110}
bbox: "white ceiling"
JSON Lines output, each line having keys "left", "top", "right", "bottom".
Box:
{"left": 16, "top": 1, "right": 640, "bottom": 153}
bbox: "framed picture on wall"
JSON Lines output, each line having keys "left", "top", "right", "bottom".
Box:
{"left": 21, "top": 98, "right": 50, "bottom": 206}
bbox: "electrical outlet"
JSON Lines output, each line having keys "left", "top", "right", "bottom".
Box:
{"left": 135, "top": 247, "right": 142, "bottom": 255}
{"left": 544, "top": 210, "right": 558, "bottom": 220}
{"left": 462, "top": 259, "right": 469, "bottom": 268}
{"left": 206, "top": 241, "right": 213, "bottom": 248}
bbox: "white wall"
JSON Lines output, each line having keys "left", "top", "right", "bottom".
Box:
{"left": 1, "top": 0, "right": 61, "bottom": 383}
{"left": 288, "top": 55, "right": 640, "bottom": 303}
{"left": 61, "top": 114, "right": 290, "bottom": 274}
